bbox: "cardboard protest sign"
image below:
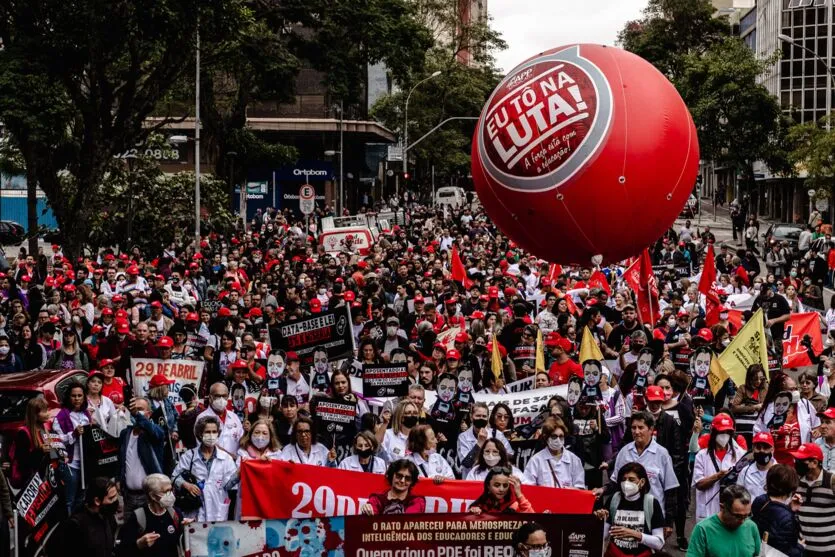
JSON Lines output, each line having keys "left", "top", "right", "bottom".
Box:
{"left": 15, "top": 457, "right": 65, "bottom": 557}
{"left": 361, "top": 363, "right": 409, "bottom": 397}
{"left": 81, "top": 425, "right": 120, "bottom": 483}
{"left": 271, "top": 306, "right": 353, "bottom": 365}
{"left": 310, "top": 397, "right": 357, "bottom": 435}
{"left": 423, "top": 384, "right": 568, "bottom": 426}
{"left": 130, "top": 358, "right": 205, "bottom": 406}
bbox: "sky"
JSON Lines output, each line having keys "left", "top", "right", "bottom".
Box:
{"left": 490, "top": 0, "right": 650, "bottom": 73}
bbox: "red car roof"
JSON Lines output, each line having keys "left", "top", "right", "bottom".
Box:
{"left": 0, "top": 369, "right": 86, "bottom": 390}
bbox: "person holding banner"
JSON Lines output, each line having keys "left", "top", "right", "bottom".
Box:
{"left": 406, "top": 424, "right": 454, "bottom": 481}
{"left": 361, "top": 459, "right": 426, "bottom": 515}
{"left": 523, "top": 417, "right": 586, "bottom": 489}
{"left": 466, "top": 439, "right": 525, "bottom": 482}
{"left": 469, "top": 465, "right": 534, "bottom": 514}
{"left": 339, "top": 431, "right": 386, "bottom": 474}
{"left": 86, "top": 369, "right": 119, "bottom": 433}
{"left": 172, "top": 415, "right": 239, "bottom": 522}
{"left": 754, "top": 374, "right": 820, "bottom": 465}
{"left": 278, "top": 415, "right": 336, "bottom": 467}
{"left": 53, "top": 380, "right": 91, "bottom": 513}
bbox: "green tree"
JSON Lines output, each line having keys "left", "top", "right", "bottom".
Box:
{"left": 676, "top": 38, "right": 783, "bottom": 198}
{"left": 786, "top": 118, "right": 835, "bottom": 192}
{"left": 0, "top": 0, "right": 247, "bottom": 257}
{"left": 617, "top": 0, "right": 729, "bottom": 80}
{"left": 371, "top": 1, "right": 506, "bottom": 186}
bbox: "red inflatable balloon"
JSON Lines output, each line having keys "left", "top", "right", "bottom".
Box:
{"left": 472, "top": 44, "right": 699, "bottom": 264}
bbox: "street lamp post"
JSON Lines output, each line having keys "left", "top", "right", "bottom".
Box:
{"left": 402, "top": 71, "right": 442, "bottom": 189}
{"left": 326, "top": 101, "right": 344, "bottom": 215}
{"left": 194, "top": 25, "right": 201, "bottom": 250}
{"left": 779, "top": 33, "right": 835, "bottom": 131}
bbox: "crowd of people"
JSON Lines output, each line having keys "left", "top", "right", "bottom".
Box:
{"left": 2, "top": 197, "right": 835, "bottom": 557}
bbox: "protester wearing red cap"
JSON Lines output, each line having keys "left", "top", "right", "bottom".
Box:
{"left": 692, "top": 413, "right": 744, "bottom": 522}
{"left": 753, "top": 375, "right": 820, "bottom": 465}
{"left": 545, "top": 332, "right": 580, "bottom": 386}
{"left": 816, "top": 408, "right": 835, "bottom": 473}
{"left": 790, "top": 441, "right": 835, "bottom": 554}
{"left": 735, "top": 432, "right": 775, "bottom": 501}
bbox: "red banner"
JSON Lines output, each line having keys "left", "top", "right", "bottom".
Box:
{"left": 699, "top": 244, "right": 721, "bottom": 325}
{"left": 240, "top": 460, "right": 594, "bottom": 519}
{"left": 624, "top": 249, "right": 659, "bottom": 326}
{"left": 782, "top": 312, "right": 823, "bottom": 367}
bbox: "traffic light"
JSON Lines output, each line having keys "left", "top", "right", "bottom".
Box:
{"left": 403, "top": 172, "right": 410, "bottom": 181}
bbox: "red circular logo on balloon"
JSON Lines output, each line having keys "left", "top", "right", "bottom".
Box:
{"left": 477, "top": 47, "right": 613, "bottom": 192}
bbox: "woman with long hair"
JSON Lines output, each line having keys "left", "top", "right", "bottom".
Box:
{"left": 489, "top": 403, "right": 517, "bottom": 441}
{"left": 383, "top": 400, "right": 420, "bottom": 461}
{"left": 468, "top": 466, "right": 534, "bottom": 514}
{"left": 45, "top": 327, "right": 89, "bottom": 370}
{"left": 754, "top": 373, "right": 820, "bottom": 464}
{"left": 52, "top": 381, "right": 90, "bottom": 512}
{"left": 465, "top": 438, "right": 524, "bottom": 482}
{"left": 692, "top": 413, "right": 744, "bottom": 522}
{"left": 10, "top": 397, "right": 55, "bottom": 489}
{"left": 15, "top": 324, "right": 44, "bottom": 371}
{"left": 730, "top": 364, "right": 768, "bottom": 445}
{"left": 274, "top": 395, "right": 298, "bottom": 447}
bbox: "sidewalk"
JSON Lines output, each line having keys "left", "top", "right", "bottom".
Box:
{"left": 674, "top": 198, "right": 780, "bottom": 234}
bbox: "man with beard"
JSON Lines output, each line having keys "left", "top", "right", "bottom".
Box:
{"left": 606, "top": 305, "right": 643, "bottom": 351}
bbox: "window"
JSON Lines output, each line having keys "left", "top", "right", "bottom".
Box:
{"left": 817, "top": 88, "right": 826, "bottom": 108}
{"left": 814, "top": 0, "right": 827, "bottom": 6}
{"left": 805, "top": 89, "right": 815, "bottom": 108}
{"left": 807, "top": 8, "right": 817, "bottom": 23}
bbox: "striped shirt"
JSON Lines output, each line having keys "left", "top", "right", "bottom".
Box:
{"left": 798, "top": 470, "right": 835, "bottom": 555}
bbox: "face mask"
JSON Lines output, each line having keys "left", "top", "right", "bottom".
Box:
{"left": 795, "top": 459, "right": 810, "bottom": 477}
{"left": 621, "top": 480, "right": 641, "bottom": 499}
{"left": 473, "top": 418, "right": 488, "bottom": 430}
{"left": 791, "top": 271, "right": 798, "bottom": 277}
{"left": 211, "top": 397, "right": 227, "bottom": 413}
{"left": 158, "top": 491, "right": 176, "bottom": 509}
{"left": 719, "top": 312, "right": 729, "bottom": 320}
{"left": 0, "top": 346, "right": 10, "bottom": 356}
{"left": 754, "top": 452, "right": 772, "bottom": 466}
{"left": 202, "top": 433, "right": 219, "bottom": 447}
{"left": 484, "top": 453, "right": 501, "bottom": 466}
{"left": 319, "top": 288, "right": 327, "bottom": 295}
{"left": 825, "top": 367, "right": 833, "bottom": 377}
{"left": 547, "top": 437, "right": 564, "bottom": 452}
{"left": 527, "top": 548, "right": 552, "bottom": 557}
{"left": 667, "top": 318, "right": 676, "bottom": 328}
{"left": 716, "top": 433, "right": 731, "bottom": 447}
{"left": 100, "top": 501, "right": 119, "bottom": 515}
{"left": 355, "top": 448, "right": 374, "bottom": 459}
{"left": 402, "top": 416, "right": 418, "bottom": 428}
{"left": 387, "top": 326, "right": 398, "bottom": 337}
{"left": 251, "top": 435, "right": 270, "bottom": 449}
{"left": 805, "top": 280, "right": 812, "bottom": 286}
{"left": 791, "top": 390, "right": 801, "bottom": 404}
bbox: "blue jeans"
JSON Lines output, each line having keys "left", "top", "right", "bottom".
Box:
{"left": 62, "top": 465, "right": 83, "bottom": 514}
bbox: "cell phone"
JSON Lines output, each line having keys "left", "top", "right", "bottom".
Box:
{"left": 123, "top": 384, "right": 133, "bottom": 402}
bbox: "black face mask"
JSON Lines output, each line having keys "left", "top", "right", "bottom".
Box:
{"left": 795, "top": 460, "right": 810, "bottom": 477}
{"left": 355, "top": 448, "right": 374, "bottom": 459}
{"left": 472, "top": 418, "right": 489, "bottom": 430}
{"left": 402, "top": 416, "right": 419, "bottom": 428}
{"left": 753, "top": 452, "right": 772, "bottom": 466}
{"left": 100, "top": 501, "right": 119, "bottom": 515}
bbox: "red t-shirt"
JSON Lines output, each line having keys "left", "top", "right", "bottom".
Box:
{"left": 548, "top": 359, "right": 583, "bottom": 385}
{"left": 773, "top": 414, "right": 801, "bottom": 465}
{"left": 101, "top": 377, "right": 125, "bottom": 401}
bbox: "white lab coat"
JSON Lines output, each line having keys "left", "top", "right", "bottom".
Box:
{"left": 197, "top": 408, "right": 244, "bottom": 456}
{"left": 692, "top": 442, "right": 744, "bottom": 520}
{"left": 456, "top": 427, "right": 514, "bottom": 461}
{"left": 383, "top": 429, "right": 409, "bottom": 461}
{"left": 279, "top": 443, "right": 332, "bottom": 466}
{"left": 338, "top": 455, "right": 387, "bottom": 474}
{"left": 173, "top": 446, "right": 239, "bottom": 522}
{"left": 610, "top": 440, "right": 680, "bottom": 514}
{"left": 523, "top": 448, "right": 586, "bottom": 489}
{"left": 407, "top": 452, "right": 455, "bottom": 479}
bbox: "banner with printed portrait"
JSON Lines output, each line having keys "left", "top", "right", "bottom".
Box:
{"left": 271, "top": 306, "right": 354, "bottom": 365}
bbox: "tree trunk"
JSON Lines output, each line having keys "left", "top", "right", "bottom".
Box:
{"left": 26, "top": 156, "right": 38, "bottom": 257}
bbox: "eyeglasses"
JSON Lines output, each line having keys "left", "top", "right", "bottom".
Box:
{"left": 494, "top": 413, "right": 509, "bottom": 420}
{"left": 722, "top": 505, "right": 751, "bottom": 520}
{"left": 296, "top": 429, "right": 312, "bottom": 436}
{"left": 393, "top": 473, "right": 412, "bottom": 482}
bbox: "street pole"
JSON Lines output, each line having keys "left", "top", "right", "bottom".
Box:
{"left": 194, "top": 25, "right": 201, "bottom": 250}
{"left": 403, "top": 72, "right": 442, "bottom": 177}
{"left": 339, "top": 99, "right": 344, "bottom": 215}
{"left": 431, "top": 165, "right": 435, "bottom": 207}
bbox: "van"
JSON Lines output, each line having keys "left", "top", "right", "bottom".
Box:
{"left": 435, "top": 187, "right": 468, "bottom": 209}
{"left": 318, "top": 227, "right": 374, "bottom": 256}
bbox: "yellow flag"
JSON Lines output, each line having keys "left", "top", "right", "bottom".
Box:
{"left": 535, "top": 329, "right": 546, "bottom": 371}
{"left": 718, "top": 308, "right": 770, "bottom": 386}
{"left": 708, "top": 357, "right": 730, "bottom": 396}
{"left": 491, "top": 339, "right": 503, "bottom": 381}
{"left": 579, "top": 326, "right": 604, "bottom": 363}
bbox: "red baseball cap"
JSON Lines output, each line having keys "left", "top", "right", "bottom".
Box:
{"left": 541, "top": 278, "right": 552, "bottom": 287}
{"left": 819, "top": 407, "right": 835, "bottom": 420}
{"left": 344, "top": 291, "right": 356, "bottom": 302}
{"left": 112, "top": 294, "right": 125, "bottom": 303}
{"left": 217, "top": 307, "right": 231, "bottom": 318}
{"left": 470, "top": 311, "right": 485, "bottom": 320}
{"left": 88, "top": 369, "right": 105, "bottom": 381}
{"left": 229, "top": 360, "right": 248, "bottom": 371}
{"left": 413, "top": 294, "right": 424, "bottom": 303}
{"left": 446, "top": 349, "right": 461, "bottom": 361}
{"left": 248, "top": 308, "right": 263, "bottom": 318}
{"left": 98, "top": 358, "right": 115, "bottom": 368}
{"left": 752, "top": 432, "right": 775, "bottom": 447}
{"left": 101, "top": 308, "right": 114, "bottom": 316}
{"left": 697, "top": 328, "right": 713, "bottom": 342}
{"left": 357, "top": 261, "right": 368, "bottom": 269}
{"left": 116, "top": 321, "right": 130, "bottom": 334}
{"left": 790, "top": 442, "right": 824, "bottom": 462}
{"left": 186, "top": 312, "right": 200, "bottom": 322}
{"left": 150, "top": 301, "right": 162, "bottom": 308}
{"left": 454, "top": 332, "right": 469, "bottom": 344}
{"left": 127, "top": 265, "right": 139, "bottom": 275}
{"left": 479, "top": 294, "right": 489, "bottom": 302}
{"left": 310, "top": 299, "right": 322, "bottom": 313}
{"left": 148, "top": 374, "right": 175, "bottom": 388}
{"left": 109, "top": 392, "right": 124, "bottom": 405}
{"left": 712, "top": 413, "right": 735, "bottom": 432}
{"left": 488, "top": 286, "right": 499, "bottom": 298}
{"left": 286, "top": 351, "right": 299, "bottom": 362}
{"left": 115, "top": 309, "right": 129, "bottom": 320}
{"left": 156, "top": 336, "right": 174, "bottom": 348}
{"left": 645, "top": 386, "right": 665, "bottom": 402}
{"left": 487, "top": 341, "right": 507, "bottom": 358}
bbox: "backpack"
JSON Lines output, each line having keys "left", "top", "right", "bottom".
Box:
{"left": 129, "top": 507, "right": 184, "bottom": 557}
{"left": 609, "top": 492, "right": 655, "bottom": 532}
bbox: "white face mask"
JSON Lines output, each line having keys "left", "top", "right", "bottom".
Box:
{"left": 667, "top": 318, "right": 676, "bottom": 328}
{"left": 484, "top": 453, "right": 501, "bottom": 467}
{"left": 202, "top": 433, "right": 219, "bottom": 447}
{"left": 211, "top": 397, "right": 227, "bottom": 413}
{"left": 387, "top": 326, "right": 398, "bottom": 337}
{"left": 722, "top": 339, "right": 730, "bottom": 347}
{"left": 716, "top": 433, "right": 731, "bottom": 447}
{"left": 251, "top": 435, "right": 270, "bottom": 449}
{"left": 547, "top": 437, "right": 564, "bottom": 452}
{"left": 0, "top": 346, "right": 10, "bottom": 356}
{"left": 621, "top": 480, "right": 641, "bottom": 499}
{"left": 528, "top": 548, "right": 552, "bottom": 557}
{"left": 158, "top": 491, "right": 176, "bottom": 509}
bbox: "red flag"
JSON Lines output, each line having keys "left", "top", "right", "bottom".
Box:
{"left": 624, "top": 249, "right": 659, "bottom": 326}
{"left": 781, "top": 312, "right": 823, "bottom": 367}
{"left": 451, "top": 246, "right": 473, "bottom": 289}
{"left": 699, "top": 244, "right": 722, "bottom": 325}
{"left": 589, "top": 269, "right": 612, "bottom": 295}
{"left": 547, "top": 263, "right": 563, "bottom": 282}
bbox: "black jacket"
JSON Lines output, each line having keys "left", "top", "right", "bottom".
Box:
{"left": 51, "top": 507, "right": 116, "bottom": 557}
{"left": 752, "top": 494, "right": 804, "bottom": 557}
